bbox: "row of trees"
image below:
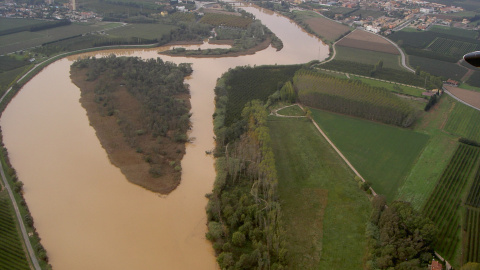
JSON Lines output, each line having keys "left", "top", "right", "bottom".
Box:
{"left": 207, "top": 100, "right": 287, "bottom": 269}
{"left": 321, "top": 60, "right": 443, "bottom": 90}
{"left": 295, "top": 70, "right": 417, "bottom": 127}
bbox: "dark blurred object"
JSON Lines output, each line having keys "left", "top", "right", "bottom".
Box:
{"left": 464, "top": 51, "right": 480, "bottom": 67}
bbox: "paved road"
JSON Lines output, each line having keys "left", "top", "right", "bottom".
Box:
{"left": 0, "top": 162, "right": 41, "bottom": 270}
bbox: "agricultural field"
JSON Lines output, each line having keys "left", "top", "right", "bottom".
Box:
{"left": 423, "top": 143, "right": 480, "bottom": 266}
{"left": 295, "top": 70, "right": 417, "bottom": 127}
{"left": 291, "top": 10, "right": 351, "bottom": 43}
{"left": 429, "top": 25, "right": 478, "bottom": 39}
{"left": 445, "top": 85, "right": 480, "bottom": 110}
{"left": 268, "top": 116, "right": 371, "bottom": 269}
{"left": 223, "top": 65, "right": 301, "bottom": 126}
{"left": 465, "top": 208, "right": 480, "bottom": 263}
{"left": 409, "top": 55, "right": 468, "bottom": 81}
{"left": 199, "top": 13, "right": 252, "bottom": 28}
{"left": 0, "top": 191, "right": 30, "bottom": 270}
{"left": 0, "top": 22, "right": 117, "bottom": 55}
{"left": 444, "top": 100, "right": 480, "bottom": 142}
{"left": 333, "top": 46, "right": 403, "bottom": 70}
{"left": 310, "top": 108, "right": 429, "bottom": 202}
{"left": 426, "top": 37, "right": 480, "bottom": 59}
{"left": 0, "top": 17, "right": 47, "bottom": 32}
{"left": 349, "top": 75, "right": 424, "bottom": 97}
{"left": 336, "top": 29, "right": 399, "bottom": 55}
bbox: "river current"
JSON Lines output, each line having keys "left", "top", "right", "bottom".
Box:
{"left": 1, "top": 6, "right": 328, "bottom": 269}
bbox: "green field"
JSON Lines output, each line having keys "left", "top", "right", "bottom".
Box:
{"left": 334, "top": 46, "right": 403, "bottom": 70}
{"left": 427, "top": 37, "right": 480, "bottom": 58}
{"left": 429, "top": 25, "right": 479, "bottom": 39}
{"left": 0, "top": 22, "right": 117, "bottom": 55}
{"left": 349, "top": 75, "right": 424, "bottom": 97}
{"left": 445, "top": 100, "right": 480, "bottom": 142}
{"left": 409, "top": 55, "right": 468, "bottom": 81}
{"left": 423, "top": 143, "right": 480, "bottom": 266}
{"left": 277, "top": 104, "right": 305, "bottom": 116}
{"left": 268, "top": 116, "right": 370, "bottom": 269}
{"left": 0, "top": 17, "right": 47, "bottom": 32}
{"left": 0, "top": 191, "right": 30, "bottom": 270}
{"left": 310, "top": 108, "right": 429, "bottom": 202}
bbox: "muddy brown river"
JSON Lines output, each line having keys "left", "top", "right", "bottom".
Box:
{"left": 1, "top": 6, "right": 328, "bottom": 269}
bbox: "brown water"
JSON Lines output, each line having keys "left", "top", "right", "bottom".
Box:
{"left": 1, "top": 6, "right": 328, "bottom": 270}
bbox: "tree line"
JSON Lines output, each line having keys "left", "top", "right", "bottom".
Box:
{"left": 207, "top": 100, "right": 287, "bottom": 269}
{"left": 295, "top": 70, "right": 417, "bottom": 127}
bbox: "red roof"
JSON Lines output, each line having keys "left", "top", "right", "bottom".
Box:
{"left": 431, "top": 260, "right": 442, "bottom": 270}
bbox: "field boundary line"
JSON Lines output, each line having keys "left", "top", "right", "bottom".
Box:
{"left": 0, "top": 161, "right": 41, "bottom": 270}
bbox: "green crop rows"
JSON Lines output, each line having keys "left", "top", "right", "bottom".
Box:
{"left": 444, "top": 102, "right": 480, "bottom": 142}
{"left": 465, "top": 208, "right": 480, "bottom": 263}
{"left": 427, "top": 37, "right": 480, "bottom": 58}
{"left": 0, "top": 192, "right": 30, "bottom": 270}
{"left": 423, "top": 144, "right": 480, "bottom": 261}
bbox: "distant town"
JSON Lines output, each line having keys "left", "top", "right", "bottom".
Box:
{"left": 0, "top": 0, "right": 477, "bottom": 35}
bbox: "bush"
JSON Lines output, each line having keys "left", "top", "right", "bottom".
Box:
{"left": 232, "top": 231, "right": 246, "bottom": 246}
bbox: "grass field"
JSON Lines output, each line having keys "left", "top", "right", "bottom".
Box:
{"left": 429, "top": 25, "right": 478, "bottom": 39}
{"left": 268, "top": 116, "right": 371, "bottom": 270}
{"left": 409, "top": 55, "right": 468, "bottom": 81}
{"left": 459, "top": 83, "right": 480, "bottom": 93}
{"left": 310, "top": 108, "right": 429, "bottom": 202}
{"left": 0, "top": 191, "right": 30, "bottom": 270}
{"left": 292, "top": 10, "right": 351, "bottom": 43}
{"left": 349, "top": 75, "right": 424, "bottom": 97}
{"left": 277, "top": 104, "right": 305, "bottom": 116}
{"left": 444, "top": 100, "right": 480, "bottom": 142}
{"left": 334, "top": 46, "right": 403, "bottom": 70}
{"left": 0, "top": 22, "right": 117, "bottom": 55}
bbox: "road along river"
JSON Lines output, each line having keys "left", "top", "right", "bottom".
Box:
{"left": 1, "top": 6, "right": 328, "bottom": 270}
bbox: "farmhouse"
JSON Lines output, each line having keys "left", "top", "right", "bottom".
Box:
{"left": 445, "top": 79, "right": 459, "bottom": 86}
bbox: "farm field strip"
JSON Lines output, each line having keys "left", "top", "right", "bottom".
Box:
{"left": 427, "top": 37, "right": 480, "bottom": 57}
{"left": 423, "top": 144, "right": 480, "bottom": 261}
{"left": 0, "top": 192, "right": 30, "bottom": 270}
{"left": 465, "top": 208, "right": 480, "bottom": 263}
{"left": 444, "top": 99, "right": 480, "bottom": 142}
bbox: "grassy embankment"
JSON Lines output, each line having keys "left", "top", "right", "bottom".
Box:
{"left": 269, "top": 116, "right": 371, "bottom": 269}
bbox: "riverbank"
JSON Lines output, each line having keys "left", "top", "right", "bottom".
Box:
{"left": 70, "top": 67, "right": 188, "bottom": 194}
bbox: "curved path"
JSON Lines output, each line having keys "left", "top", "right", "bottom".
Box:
{"left": 0, "top": 162, "right": 41, "bottom": 270}
{"left": 443, "top": 86, "right": 480, "bottom": 112}
{"left": 273, "top": 104, "right": 378, "bottom": 196}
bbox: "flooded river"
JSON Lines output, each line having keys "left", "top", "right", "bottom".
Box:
{"left": 1, "top": 6, "right": 328, "bottom": 269}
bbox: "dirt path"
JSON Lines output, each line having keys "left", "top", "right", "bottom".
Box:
{"left": 272, "top": 104, "right": 378, "bottom": 196}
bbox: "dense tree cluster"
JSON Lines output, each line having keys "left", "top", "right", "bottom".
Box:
{"left": 207, "top": 100, "right": 287, "bottom": 270}
{"left": 200, "top": 13, "right": 254, "bottom": 29}
{"left": 71, "top": 55, "right": 192, "bottom": 176}
{"left": 295, "top": 70, "right": 417, "bottom": 127}
{"left": 366, "top": 197, "right": 437, "bottom": 270}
